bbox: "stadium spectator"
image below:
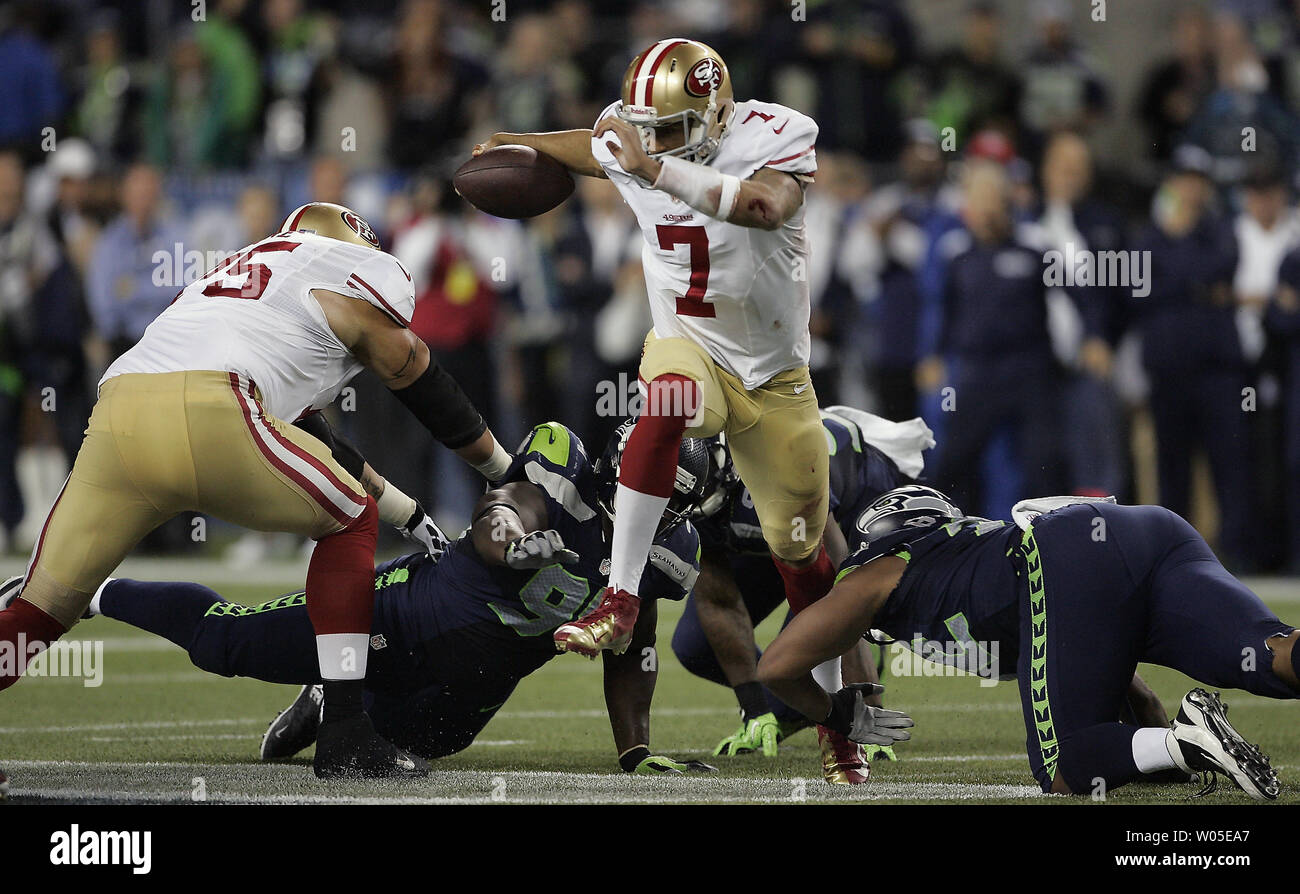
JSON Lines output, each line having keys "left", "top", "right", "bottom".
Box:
{"left": 257, "top": 0, "right": 337, "bottom": 161}
{"left": 0, "top": 152, "right": 60, "bottom": 550}
{"left": 142, "top": 23, "right": 260, "bottom": 170}
{"left": 1017, "top": 0, "right": 1109, "bottom": 154}
{"left": 1181, "top": 12, "right": 1300, "bottom": 189}
{"left": 920, "top": 160, "right": 1066, "bottom": 516}
{"left": 1137, "top": 5, "right": 1215, "bottom": 162}
{"left": 852, "top": 120, "right": 950, "bottom": 421}
{"left": 71, "top": 12, "right": 144, "bottom": 167}
{"left": 1028, "top": 131, "right": 1128, "bottom": 498}
{"left": 85, "top": 163, "right": 184, "bottom": 360}
{"left": 491, "top": 12, "right": 581, "bottom": 136}
{"left": 0, "top": 4, "right": 64, "bottom": 161}
{"left": 385, "top": 0, "right": 489, "bottom": 171}
{"left": 1129, "top": 147, "right": 1253, "bottom": 569}
{"left": 800, "top": 152, "right": 869, "bottom": 407}
{"left": 798, "top": 0, "right": 917, "bottom": 161}
{"left": 545, "top": 175, "right": 640, "bottom": 452}
{"left": 920, "top": 1, "right": 1022, "bottom": 146}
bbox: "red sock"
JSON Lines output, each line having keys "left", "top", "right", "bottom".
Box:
{"left": 0, "top": 597, "right": 68, "bottom": 692}
{"left": 306, "top": 497, "right": 379, "bottom": 637}
{"left": 621, "top": 374, "right": 697, "bottom": 498}
{"left": 775, "top": 542, "right": 836, "bottom": 614}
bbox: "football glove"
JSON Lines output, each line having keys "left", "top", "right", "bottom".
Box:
{"left": 827, "top": 682, "right": 914, "bottom": 746}
{"left": 504, "top": 529, "right": 580, "bottom": 570}
{"left": 399, "top": 502, "right": 451, "bottom": 560}
{"left": 713, "top": 712, "right": 781, "bottom": 757}
{"left": 632, "top": 755, "right": 718, "bottom": 775}
{"left": 863, "top": 744, "right": 899, "bottom": 762}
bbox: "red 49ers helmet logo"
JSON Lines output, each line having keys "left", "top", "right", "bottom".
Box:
{"left": 341, "top": 210, "right": 379, "bottom": 248}
{"left": 684, "top": 58, "right": 723, "bottom": 97}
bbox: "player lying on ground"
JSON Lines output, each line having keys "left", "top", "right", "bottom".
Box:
{"left": 474, "top": 39, "right": 841, "bottom": 669}
{"left": 757, "top": 488, "right": 1291, "bottom": 800}
{"left": 0, "top": 202, "right": 514, "bottom": 780}
{"left": 673, "top": 406, "right": 932, "bottom": 781}
{"left": 68, "top": 422, "right": 714, "bottom": 774}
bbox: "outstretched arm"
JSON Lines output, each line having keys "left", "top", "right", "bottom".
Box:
{"left": 472, "top": 130, "right": 606, "bottom": 179}
{"left": 312, "top": 288, "right": 512, "bottom": 480}
{"left": 593, "top": 117, "right": 804, "bottom": 230}
{"left": 758, "top": 556, "right": 905, "bottom": 723}
{"left": 293, "top": 413, "right": 448, "bottom": 556}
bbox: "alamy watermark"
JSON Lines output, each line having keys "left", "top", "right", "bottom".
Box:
{"left": 1043, "top": 242, "right": 1151, "bottom": 298}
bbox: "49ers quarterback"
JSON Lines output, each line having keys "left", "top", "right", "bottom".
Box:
{"left": 0, "top": 203, "right": 513, "bottom": 780}
{"left": 473, "top": 39, "right": 859, "bottom": 781}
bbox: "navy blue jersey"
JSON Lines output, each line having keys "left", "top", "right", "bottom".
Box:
{"left": 697, "top": 409, "right": 906, "bottom": 558}
{"left": 373, "top": 422, "right": 700, "bottom": 664}
{"left": 838, "top": 515, "right": 1021, "bottom": 677}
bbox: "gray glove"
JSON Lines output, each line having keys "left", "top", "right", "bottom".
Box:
{"left": 504, "top": 530, "right": 580, "bottom": 570}
{"left": 829, "top": 683, "right": 914, "bottom": 746}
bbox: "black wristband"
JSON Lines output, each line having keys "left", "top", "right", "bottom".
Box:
{"left": 822, "top": 688, "right": 854, "bottom": 736}
{"left": 392, "top": 357, "right": 488, "bottom": 449}
{"left": 619, "top": 746, "right": 651, "bottom": 773}
{"left": 734, "top": 681, "right": 769, "bottom": 722}
{"left": 401, "top": 502, "right": 426, "bottom": 531}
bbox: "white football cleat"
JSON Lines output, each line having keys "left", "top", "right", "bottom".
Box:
{"left": 1169, "top": 688, "right": 1279, "bottom": 801}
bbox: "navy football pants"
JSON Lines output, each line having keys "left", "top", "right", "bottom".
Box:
{"left": 1017, "top": 503, "right": 1295, "bottom": 794}
{"left": 100, "top": 579, "right": 518, "bottom": 759}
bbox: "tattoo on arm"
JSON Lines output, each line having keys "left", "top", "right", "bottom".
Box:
{"left": 359, "top": 465, "right": 386, "bottom": 500}
{"left": 390, "top": 345, "right": 418, "bottom": 382}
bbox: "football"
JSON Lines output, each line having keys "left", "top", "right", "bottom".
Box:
{"left": 453, "top": 145, "right": 575, "bottom": 219}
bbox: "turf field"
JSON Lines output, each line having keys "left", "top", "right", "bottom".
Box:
{"left": 3, "top": 556, "right": 1298, "bottom": 805}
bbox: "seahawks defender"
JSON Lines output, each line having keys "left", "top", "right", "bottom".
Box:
{"left": 673, "top": 407, "right": 932, "bottom": 781}
{"left": 758, "top": 487, "right": 1291, "bottom": 800}
{"left": 78, "top": 422, "right": 714, "bottom": 773}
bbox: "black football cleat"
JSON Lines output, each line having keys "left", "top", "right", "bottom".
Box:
{"left": 312, "top": 713, "right": 430, "bottom": 780}
{"left": 1170, "top": 689, "right": 1279, "bottom": 801}
{"left": 261, "top": 684, "right": 324, "bottom": 761}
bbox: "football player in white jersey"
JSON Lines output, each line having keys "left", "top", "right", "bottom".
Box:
{"left": 473, "top": 39, "right": 862, "bottom": 775}
{"left": 0, "top": 202, "right": 514, "bottom": 779}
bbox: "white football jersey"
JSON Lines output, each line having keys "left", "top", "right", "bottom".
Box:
{"left": 593, "top": 98, "right": 818, "bottom": 389}
{"left": 101, "top": 231, "right": 415, "bottom": 423}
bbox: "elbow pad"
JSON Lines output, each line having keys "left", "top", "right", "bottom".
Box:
{"left": 392, "top": 358, "right": 487, "bottom": 449}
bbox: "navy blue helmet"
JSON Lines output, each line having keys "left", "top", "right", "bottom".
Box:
{"left": 854, "top": 485, "right": 962, "bottom": 543}
{"left": 594, "top": 418, "right": 713, "bottom": 536}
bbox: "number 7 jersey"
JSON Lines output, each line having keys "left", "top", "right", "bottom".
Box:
{"left": 100, "top": 231, "right": 416, "bottom": 423}
{"left": 592, "top": 99, "right": 819, "bottom": 389}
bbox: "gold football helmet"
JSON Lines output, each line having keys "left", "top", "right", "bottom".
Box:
{"left": 279, "top": 202, "right": 381, "bottom": 251}
{"left": 618, "top": 38, "right": 733, "bottom": 164}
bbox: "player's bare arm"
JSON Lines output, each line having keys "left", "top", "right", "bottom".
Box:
{"left": 757, "top": 556, "right": 906, "bottom": 723}
{"left": 602, "top": 599, "right": 658, "bottom": 760}
{"left": 314, "top": 287, "right": 511, "bottom": 478}
{"left": 470, "top": 484, "right": 549, "bottom": 565}
{"left": 820, "top": 521, "right": 883, "bottom": 701}
{"left": 292, "top": 412, "right": 448, "bottom": 556}
{"left": 473, "top": 130, "right": 606, "bottom": 179}
{"left": 602, "top": 600, "right": 714, "bottom": 774}
{"left": 595, "top": 117, "right": 804, "bottom": 230}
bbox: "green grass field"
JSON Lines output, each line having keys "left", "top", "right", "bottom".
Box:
{"left": 3, "top": 557, "right": 1299, "bottom": 805}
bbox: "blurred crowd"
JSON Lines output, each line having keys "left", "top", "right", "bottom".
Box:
{"left": 2, "top": 0, "right": 1300, "bottom": 572}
